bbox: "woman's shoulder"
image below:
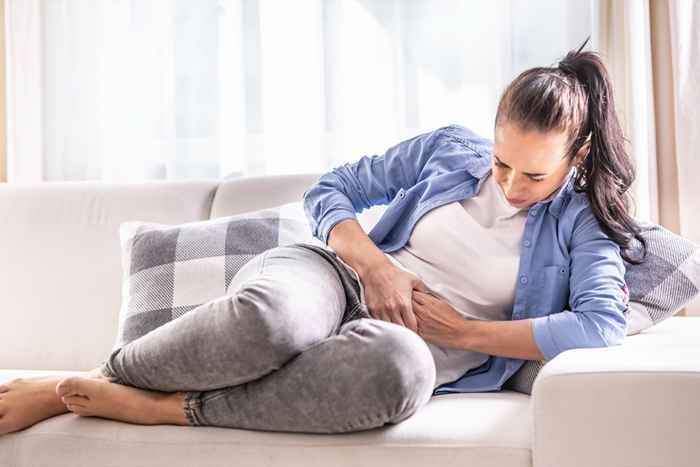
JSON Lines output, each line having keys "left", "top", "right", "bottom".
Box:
{"left": 433, "top": 124, "right": 494, "bottom": 159}
{"left": 562, "top": 190, "right": 589, "bottom": 218}
{"left": 417, "top": 124, "right": 493, "bottom": 181}
{"left": 560, "top": 189, "right": 617, "bottom": 243}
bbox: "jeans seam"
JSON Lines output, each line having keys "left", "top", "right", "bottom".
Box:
{"left": 230, "top": 250, "right": 269, "bottom": 296}
{"left": 185, "top": 386, "right": 249, "bottom": 426}
{"left": 200, "top": 388, "right": 234, "bottom": 405}
{"left": 331, "top": 269, "right": 352, "bottom": 332}
{"left": 258, "top": 249, "right": 269, "bottom": 274}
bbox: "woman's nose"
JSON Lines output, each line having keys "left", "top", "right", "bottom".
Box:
{"left": 501, "top": 177, "right": 526, "bottom": 198}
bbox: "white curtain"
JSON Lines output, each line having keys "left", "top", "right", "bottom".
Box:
{"left": 6, "top": 0, "right": 595, "bottom": 183}
{"left": 595, "top": 0, "right": 700, "bottom": 316}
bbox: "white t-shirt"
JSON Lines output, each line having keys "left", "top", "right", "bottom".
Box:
{"left": 339, "top": 171, "right": 529, "bottom": 388}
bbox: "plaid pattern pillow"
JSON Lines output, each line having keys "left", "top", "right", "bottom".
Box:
{"left": 112, "top": 202, "right": 323, "bottom": 352}
{"left": 503, "top": 221, "right": 700, "bottom": 395}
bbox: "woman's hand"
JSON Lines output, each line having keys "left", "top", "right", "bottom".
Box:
{"left": 412, "top": 290, "right": 470, "bottom": 350}
{"left": 360, "top": 263, "right": 430, "bottom": 333}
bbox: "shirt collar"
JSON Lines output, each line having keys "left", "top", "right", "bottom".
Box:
{"left": 544, "top": 166, "right": 577, "bottom": 218}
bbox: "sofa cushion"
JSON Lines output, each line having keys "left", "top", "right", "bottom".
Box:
{"left": 111, "top": 201, "right": 323, "bottom": 352}
{"left": 504, "top": 221, "right": 700, "bottom": 395}
{"left": 0, "top": 369, "right": 532, "bottom": 467}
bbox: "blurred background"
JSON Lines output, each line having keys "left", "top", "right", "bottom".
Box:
{"left": 1, "top": 0, "right": 698, "bottom": 240}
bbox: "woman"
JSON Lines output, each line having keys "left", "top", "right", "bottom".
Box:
{"left": 0, "top": 37, "right": 646, "bottom": 435}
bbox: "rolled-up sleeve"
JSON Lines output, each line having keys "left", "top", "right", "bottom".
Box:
{"left": 531, "top": 204, "right": 629, "bottom": 361}
{"left": 302, "top": 126, "right": 452, "bottom": 245}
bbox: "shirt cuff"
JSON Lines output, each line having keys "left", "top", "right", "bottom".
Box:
{"left": 318, "top": 209, "right": 357, "bottom": 245}
{"left": 531, "top": 315, "right": 561, "bottom": 361}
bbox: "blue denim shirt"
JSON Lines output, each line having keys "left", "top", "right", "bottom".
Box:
{"left": 302, "top": 124, "right": 628, "bottom": 395}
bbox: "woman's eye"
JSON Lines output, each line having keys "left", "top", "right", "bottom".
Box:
{"left": 495, "top": 162, "right": 545, "bottom": 183}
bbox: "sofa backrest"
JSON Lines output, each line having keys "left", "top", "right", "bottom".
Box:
{"left": 211, "top": 172, "right": 387, "bottom": 231}
{"left": 210, "top": 173, "right": 321, "bottom": 218}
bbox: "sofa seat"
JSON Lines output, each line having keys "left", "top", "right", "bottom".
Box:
{"left": 0, "top": 370, "right": 532, "bottom": 467}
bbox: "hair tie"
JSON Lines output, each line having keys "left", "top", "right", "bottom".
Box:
{"left": 558, "top": 60, "right": 577, "bottom": 77}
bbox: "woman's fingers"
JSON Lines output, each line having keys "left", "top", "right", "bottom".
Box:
{"left": 412, "top": 291, "right": 426, "bottom": 304}
{"left": 402, "top": 307, "right": 418, "bottom": 333}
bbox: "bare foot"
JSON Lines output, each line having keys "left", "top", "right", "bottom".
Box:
{"left": 0, "top": 375, "right": 78, "bottom": 435}
{"left": 55, "top": 375, "right": 189, "bottom": 427}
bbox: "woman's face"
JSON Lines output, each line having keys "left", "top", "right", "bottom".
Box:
{"left": 492, "top": 121, "right": 586, "bottom": 209}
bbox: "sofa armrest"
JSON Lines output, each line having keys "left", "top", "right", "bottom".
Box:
{"left": 531, "top": 316, "right": 700, "bottom": 467}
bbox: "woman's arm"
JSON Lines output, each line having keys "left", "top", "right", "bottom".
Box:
{"left": 529, "top": 204, "right": 628, "bottom": 361}
{"left": 456, "top": 319, "right": 546, "bottom": 361}
{"left": 326, "top": 217, "right": 392, "bottom": 278}
{"left": 302, "top": 124, "right": 484, "bottom": 245}
{"left": 411, "top": 292, "right": 546, "bottom": 360}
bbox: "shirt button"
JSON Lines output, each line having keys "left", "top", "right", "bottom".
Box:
{"left": 529, "top": 210, "right": 538, "bottom": 216}
{"left": 523, "top": 240, "right": 531, "bottom": 247}
{"left": 519, "top": 275, "right": 528, "bottom": 284}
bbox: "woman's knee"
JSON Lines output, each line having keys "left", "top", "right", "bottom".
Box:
{"left": 344, "top": 319, "right": 436, "bottom": 421}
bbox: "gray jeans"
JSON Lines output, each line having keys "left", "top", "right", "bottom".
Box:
{"left": 99, "top": 243, "right": 437, "bottom": 434}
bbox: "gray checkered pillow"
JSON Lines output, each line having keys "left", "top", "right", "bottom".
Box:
{"left": 503, "top": 221, "right": 700, "bottom": 395}
{"left": 111, "top": 201, "right": 322, "bottom": 352}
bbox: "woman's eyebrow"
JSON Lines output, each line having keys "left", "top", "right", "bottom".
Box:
{"left": 494, "top": 155, "right": 549, "bottom": 176}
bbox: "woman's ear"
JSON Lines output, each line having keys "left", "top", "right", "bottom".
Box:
{"left": 574, "top": 140, "right": 590, "bottom": 166}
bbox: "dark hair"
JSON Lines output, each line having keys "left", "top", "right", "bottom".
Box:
{"left": 494, "top": 36, "right": 647, "bottom": 265}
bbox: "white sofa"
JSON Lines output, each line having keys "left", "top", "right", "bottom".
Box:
{"left": 1, "top": 173, "right": 698, "bottom": 467}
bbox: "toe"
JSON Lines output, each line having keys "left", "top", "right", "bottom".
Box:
{"left": 66, "top": 404, "right": 90, "bottom": 416}
{"left": 55, "top": 377, "right": 89, "bottom": 399}
{"left": 61, "top": 394, "right": 88, "bottom": 407}
{"left": 55, "top": 378, "right": 73, "bottom": 398}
